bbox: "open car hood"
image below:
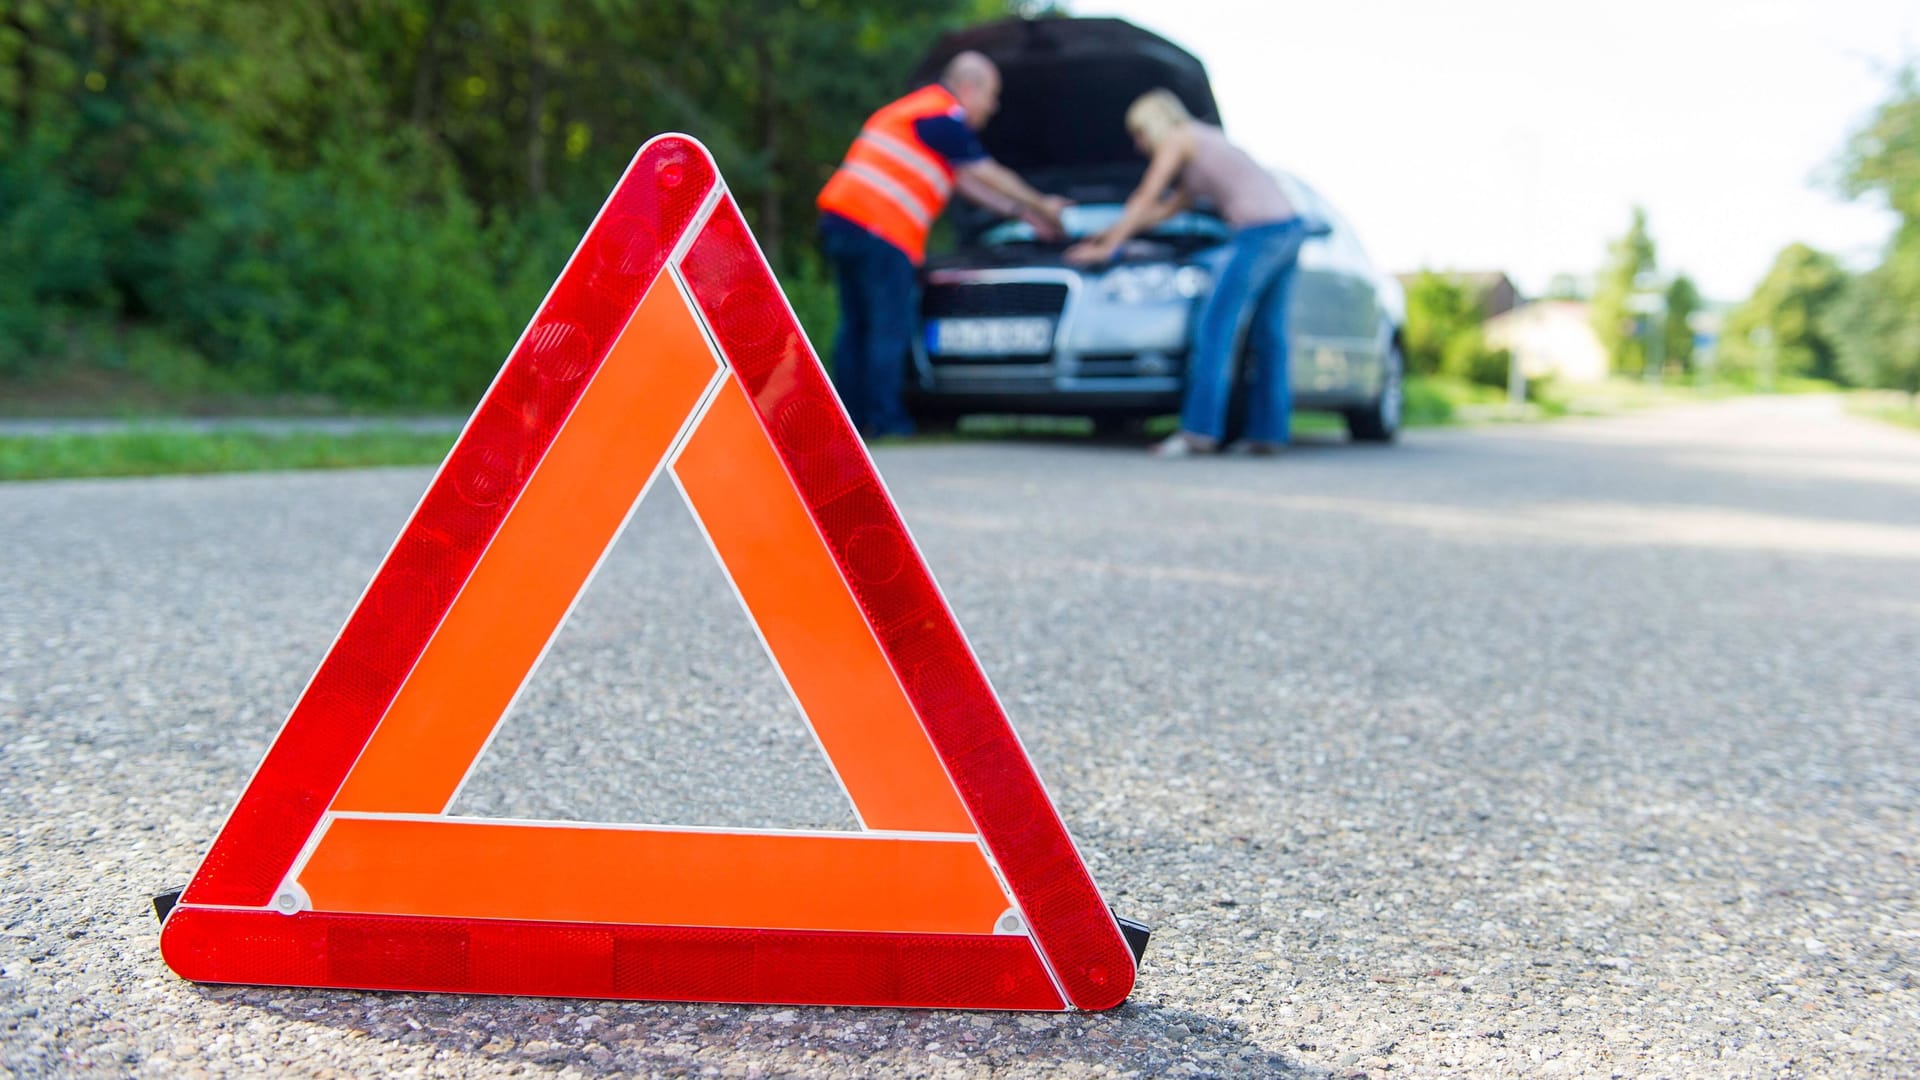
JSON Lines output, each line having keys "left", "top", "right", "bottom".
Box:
{"left": 909, "top": 17, "right": 1220, "bottom": 237}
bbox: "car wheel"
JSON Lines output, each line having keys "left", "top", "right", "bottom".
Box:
{"left": 1345, "top": 342, "right": 1403, "bottom": 443}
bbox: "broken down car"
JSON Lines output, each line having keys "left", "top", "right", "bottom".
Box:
{"left": 903, "top": 17, "right": 1405, "bottom": 443}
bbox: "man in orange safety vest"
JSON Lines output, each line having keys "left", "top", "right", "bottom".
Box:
{"left": 817, "top": 50, "right": 1069, "bottom": 437}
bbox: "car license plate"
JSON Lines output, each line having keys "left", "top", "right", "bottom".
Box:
{"left": 927, "top": 317, "right": 1054, "bottom": 356}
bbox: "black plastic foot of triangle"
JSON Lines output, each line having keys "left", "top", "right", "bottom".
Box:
{"left": 1112, "top": 910, "right": 1152, "bottom": 964}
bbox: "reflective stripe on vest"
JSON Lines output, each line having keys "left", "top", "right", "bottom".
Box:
{"left": 839, "top": 162, "right": 934, "bottom": 227}
{"left": 817, "top": 84, "right": 963, "bottom": 264}
{"left": 856, "top": 130, "right": 954, "bottom": 202}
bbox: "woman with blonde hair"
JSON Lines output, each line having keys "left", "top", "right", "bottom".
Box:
{"left": 1068, "top": 88, "right": 1308, "bottom": 455}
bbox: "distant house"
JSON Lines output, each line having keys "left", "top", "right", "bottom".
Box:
{"left": 1393, "top": 270, "right": 1521, "bottom": 319}
{"left": 1482, "top": 300, "right": 1609, "bottom": 383}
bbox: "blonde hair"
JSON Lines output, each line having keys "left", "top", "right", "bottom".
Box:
{"left": 1126, "top": 89, "right": 1192, "bottom": 150}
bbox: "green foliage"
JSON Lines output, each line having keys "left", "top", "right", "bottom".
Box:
{"left": 1401, "top": 373, "right": 1566, "bottom": 421}
{"left": 1661, "top": 274, "right": 1700, "bottom": 374}
{"left": 1838, "top": 66, "right": 1920, "bottom": 223}
{"left": 156, "top": 143, "right": 524, "bottom": 405}
{"left": 1718, "top": 243, "right": 1848, "bottom": 386}
{"left": 777, "top": 247, "right": 842, "bottom": 371}
{"left": 0, "top": 428, "right": 457, "bottom": 481}
{"left": 1829, "top": 66, "right": 1920, "bottom": 398}
{"left": 1852, "top": 392, "right": 1920, "bottom": 430}
{"left": 0, "top": 141, "right": 115, "bottom": 367}
{"left": 1401, "top": 271, "right": 1513, "bottom": 391}
{"left": 0, "top": 0, "right": 1015, "bottom": 405}
{"left": 1589, "top": 206, "right": 1657, "bottom": 375}
{"left": 1400, "top": 375, "right": 1458, "bottom": 426}
{"left": 1402, "top": 271, "right": 1482, "bottom": 377}
{"left": 1443, "top": 329, "right": 1512, "bottom": 391}
{"left": 1829, "top": 237, "right": 1920, "bottom": 399}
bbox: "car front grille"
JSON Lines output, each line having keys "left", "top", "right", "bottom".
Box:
{"left": 1074, "top": 353, "right": 1187, "bottom": 379}
{"left": 921, "top": 281, "right": 1069, "bottom": 365}
{"left": 922, "top": 282, "right": 1069, "bottom": 319}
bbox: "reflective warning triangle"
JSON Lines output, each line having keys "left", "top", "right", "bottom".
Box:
{"left": 158, "top": 135, "right": 1137, "bottom": 1012}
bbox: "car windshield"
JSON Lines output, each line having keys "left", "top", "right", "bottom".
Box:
{"left": 978, "top": 204, "right": 1229, "bottom": 246}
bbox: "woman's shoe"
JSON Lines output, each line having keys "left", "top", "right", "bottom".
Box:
{"left": 1151, "top": 432, "right": 1216, "bottom": 457}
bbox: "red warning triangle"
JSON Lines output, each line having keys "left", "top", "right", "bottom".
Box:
{"left": 159, "top": 135, "right": 1137, "bottom": 1012}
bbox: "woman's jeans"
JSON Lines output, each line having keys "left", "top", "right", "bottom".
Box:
{"left": 1181, "top": 218, "right": 1311, "bottom": 444}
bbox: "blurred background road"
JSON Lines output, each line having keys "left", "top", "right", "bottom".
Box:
{"left": 3, "top": 396, "right": 1915, "bottom": 1077}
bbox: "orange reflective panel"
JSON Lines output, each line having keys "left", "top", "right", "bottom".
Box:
{"left": 300, "top": 817, "right": 1008, "bottom": 934}
{"left": 332, "top": 277, "right": 720, "bottom": 814}
{"left": 673, "top": 377, "right": 973, "bottom": 834}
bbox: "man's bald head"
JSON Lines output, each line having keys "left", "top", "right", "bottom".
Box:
{"left": 941, "top": 50, "right": 1001, "bottom": 130}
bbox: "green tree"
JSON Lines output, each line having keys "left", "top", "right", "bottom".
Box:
{"left": 1838, "top": 66, "right": 1920, "bottom": 224}
{"left": 1402, "top": 271, "right": 1482, "bottom": 377}
{"left": 1400, "top": 271, "right": 1514, "bottom": 389}
{"left": 1661, "top": 273, "right": 1701, "bottom": 375}
{"left": 1830, "top": 65, "right": 1920, "bottom": 399}
{"left": 333, "top": 0, "right": 1009, "bottom": 266}
{"left": 1830, "top": 239, "right": 1920, "bottom": 400}
{"left": 1717, "top": 243, "right": 1848, "bottom": 386}
{"left": 1443, "top": 326, "right": 1514, "bottom": 391}
{"left": 0, "top": 0, "right": 1023, "bottom": 403}
{"left": 1590, "top": 206, "right": 1658, "bottom": 375}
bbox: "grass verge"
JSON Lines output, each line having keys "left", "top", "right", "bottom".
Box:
{"left": 0, "top": 429, "right": 457, "bottom": 482}
{"left": 14, "top": 377, "right": 1844, "bottom": 482}
{"left": 1850, "top": 392, "right": 1920, "bottom": 433}
{"left": 0, "top": 380, "right": 1504, "bottom": 480}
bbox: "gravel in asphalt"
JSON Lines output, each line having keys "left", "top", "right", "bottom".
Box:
{"left": 2, "top": 395, "right": 1916, "bottom": 1077}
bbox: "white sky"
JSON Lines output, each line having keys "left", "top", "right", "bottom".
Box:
{"left": 1077, "top": 0, "right": 1916, "bottom": 301}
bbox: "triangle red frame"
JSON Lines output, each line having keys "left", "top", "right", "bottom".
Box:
{"left": 158, "top": 135, "right": 1137, "bottom": 1012}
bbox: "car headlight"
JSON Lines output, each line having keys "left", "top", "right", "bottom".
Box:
{"left": 1098, "top": 264, "right": 1213, "bottom": 303}
{"left": 1172, "top": 265, "right": 1212, "bottom": 298}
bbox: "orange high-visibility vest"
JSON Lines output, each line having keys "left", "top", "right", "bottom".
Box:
{"left": 817, "top": 84, "right": 964, "bottom": 264}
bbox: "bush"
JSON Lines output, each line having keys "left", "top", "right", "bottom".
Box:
{"left": 1437, "top": 325, "right": 1515, "bottom": 392}
{"left": 1403, "top": 272, "right": 1483, "bottom": 377}
{"left": 0, "top": 139, "right": 118, "bottom": 370}
{"left": 1402, "top": 376, "right": 1458, "bottom": 426}
{"left": 152, "top": 144, "right": 521, "bottom": 407}
{"left": 1524, "top": 371, "right": 1563, "bottom": 409}
{"left": 780, "top": 251, "right": 841, "bottom": 372}
{"left": 0, "top": 0, "right": 1034, "bottom": 411}
{"left": 1462, "top": 343, "right": 1514, "bottom": 391}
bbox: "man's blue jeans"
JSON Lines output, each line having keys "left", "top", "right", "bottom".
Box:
{"left": 822, "top": 222, "right": 917, "bottom": 437}
{"left": 1181, "top": 218, "right": 1311, "bottom": 444}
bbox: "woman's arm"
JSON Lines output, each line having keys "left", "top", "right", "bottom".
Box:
{"left": 1137, "top": 187, "right": 1194, "bottom": 230}
{"left": 1066, "top": 128, "right": 1193, "bottom": 264}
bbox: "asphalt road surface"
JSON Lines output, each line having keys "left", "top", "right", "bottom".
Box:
{"left": 3, "top": 396, "right": 1916, "bottom": 1078}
